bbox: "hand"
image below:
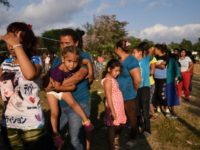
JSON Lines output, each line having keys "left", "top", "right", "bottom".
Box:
{"left": 0, "top": 32, "right": 21, "bottom": 47}
{"left": 45, "top": 86, "right": 56, "bottom": 92}
{"left": 112, "top": 112, "right": 117, "bottom": 121}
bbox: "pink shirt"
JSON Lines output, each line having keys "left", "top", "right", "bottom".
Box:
{"left": 101, "top": 76, "right": 126, "bottom": 126}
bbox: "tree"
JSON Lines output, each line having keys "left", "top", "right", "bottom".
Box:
{"left": 128, "top": 36, "right": 141, "bottom": 49}
{"left": 180, "top": 38, "right": 193, "bottom": 51}
{"left": 168, "top": 42, "right": 180, "bottom": 50}
{"left": 41, "top": 29, "right": 61, "bottom": 54}
{"left": 193, "top": 37, "right": 200, "bottom": 52}
{"left": 83, "top": 15, "right": 128, "bottom": 56}
{"left": 0, "top": 0, "right": 10, "bottom": 7}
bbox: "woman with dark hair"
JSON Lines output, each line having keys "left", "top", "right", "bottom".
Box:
{"left": 166, "top": 51, "right": 181, "bottom": 118}
{"left": 0, "top": 22, "right": 45, "bottom": 149}
{"left": 153, "top": 44, "right": 169, "bottom": 116}
{"left": 115, "top": 39, "right": 141, "bottom": 143}
{"left": 177, "top": 49, "right": 193, "bottom": 101}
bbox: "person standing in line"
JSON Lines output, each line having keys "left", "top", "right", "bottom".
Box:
{"left": 148, "top": 47, "right": 158, "bottom": 119}
{"left": 43, "top": 46, "right": 93, "bottom": 149}
{"left": 166, "top": 51, "right": 181, "bottom": 118}
{"left": 153, "top": 44, "right": 169, "bottom": 116}
{"left": 101, "top": 59, "right": 127, "bottom": 150}
{"left": 132, "top": 42, "right": 151, "bottom": 136}
{"left": 177, "top": 49, "right": 193, "bottom": 102}
{"left": 114, "top": 39, "right": 141, "bottom": 144}
{"left": 0, "top": 22, "right": 46, "bottom": 150}
{"left": 51, "top": 28, "right": 93, "bottom": 150}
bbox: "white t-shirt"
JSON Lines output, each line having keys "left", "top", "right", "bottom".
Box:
{"left": 0, "top": 56, "right": 44, "bottom": 130}
{"left": 179, "top": 56, "right": 192, "bottom": 72}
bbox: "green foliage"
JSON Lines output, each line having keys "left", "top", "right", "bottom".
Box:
{"left": 193, "top": 38, "right": 200, "bottom": 52}
{"left": 41, "top": 29, "right": 61, "bottom": 54}
{"left": 180, "top": 38, "right": 193, "bottom": 51}
{"left": 83, "top": 15, "right": 128, "bottom": 56}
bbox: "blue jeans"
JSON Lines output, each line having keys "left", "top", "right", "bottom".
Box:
{"left": 59, "top": 102, "right": 90, "bottom": 150}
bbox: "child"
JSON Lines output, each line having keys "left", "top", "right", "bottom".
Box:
{"left": 43, "top": 46, "right": 92, "bottom": 148}
{"left": 0, "top": 22, "right": 46, "bottom": 149}
{"left": 132, "top": 42, "right": 152, "bottom": 136}
{"left": 101, "top": 59, "right": 127, "bottom": 150}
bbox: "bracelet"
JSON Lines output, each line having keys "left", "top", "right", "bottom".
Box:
{"left": 13, "top": 44, "right": 22, "bottom": 50}
{"left": 82, "top": 119, "right": 91, "bottom": 126}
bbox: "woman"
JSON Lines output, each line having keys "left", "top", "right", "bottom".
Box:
{"left": 115, "top": 39, "right": 141, "bottom": 141}
{"left": 177, "top": 49, "right": 193, "bottom": 101}
{"left": 0, "top": 22, "right": 45, "bottom": 150}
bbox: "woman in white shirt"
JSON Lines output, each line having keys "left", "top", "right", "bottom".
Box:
{"left": 177, "top": 49, "right": 193, "bottom": 101}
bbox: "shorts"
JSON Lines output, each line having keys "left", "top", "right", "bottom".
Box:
{"left": 47, "top": 91, "right": 63, "bottom": 100}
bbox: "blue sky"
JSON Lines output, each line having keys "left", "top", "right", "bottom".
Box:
{"left": 0, "top": 0, "right": 200, "bottom": 43}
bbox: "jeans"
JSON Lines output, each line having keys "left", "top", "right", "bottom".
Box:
{"left": 59, "top": 102, "right": 90, "bottom": 150}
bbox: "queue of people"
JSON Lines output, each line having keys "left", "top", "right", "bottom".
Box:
{"left": 0, "top": 22, "right": 195, "bottom": 150}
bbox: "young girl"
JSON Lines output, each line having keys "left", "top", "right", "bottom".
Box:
{"left": 101, "top": 59, "right": 127, "bottom": 150}
{"left": 0, "top": 22, "right": 45, "bottom": 149}
{"left": 43, "top": 46, "right": 92, "bottom": 148}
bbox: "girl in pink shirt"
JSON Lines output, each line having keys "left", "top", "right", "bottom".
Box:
{"left": 101, "top": 59, "right": 126, "bottom": 150}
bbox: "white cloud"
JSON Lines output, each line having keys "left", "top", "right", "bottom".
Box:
{"left": 0, "top": 0, "right": 90, "bottom": 35}
{"left": 135, "top": 24, "right": 200, "bottom": 43}
{"left": 147, "top": 0, "right": 172, "bottom": 9}
{"left": 96, "top": 1, "right": 111, "bottom": 14}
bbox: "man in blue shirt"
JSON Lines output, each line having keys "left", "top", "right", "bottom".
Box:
{"left": 51, "top": 28, "right": 93, "bottom": 150}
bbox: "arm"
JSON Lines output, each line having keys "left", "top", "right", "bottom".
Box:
{"left": 62, "top": 67, "right": 88, "bottom": 86}
{"left": 188, "top": 61, "right": 194, "bottom": 73}
{"left": 150, "top": 62, "right": 156, "bottom": 76}
{"left": 156, "top": 61, "right": 166, "bottom": 69}
{"left": 1, "top": 33, "right": 37, "bottom": 80}
{"left": 51, "top": 80, "right": 76, "bottom": 92}
{"left": 0, "top": 68, "right": 2, "bottom": 77}
{"left": 129, "top": 68, "right": 141, "bottom": 91}
{"left": 103, "top": 79, "right": 116, "bottom": 120}
{"left": 82, "top": 59, "right": 94, "bottom": 83}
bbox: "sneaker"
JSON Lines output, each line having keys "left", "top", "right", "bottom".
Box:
{"left": 126, "top": 140, "right": 136, "bottom": 148}
{"left": 53, "top": 135, "right": 64, "bottom": 149}
{"left": 157, "top": 107, "right": 161, "bottom": 113}
{"left": 166, "top": 108, "right": 170, "bottom": 114}
{"left": 165, "top": 113, "right": 171, "bottom": 118}
{"left": 143, "top": 131, "right": 151, "bottom": 138}
{"left": 169, "top": 115, "right": 178, "bottom": 119}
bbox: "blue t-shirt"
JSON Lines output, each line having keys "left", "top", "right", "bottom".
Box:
{"left": 117, "top": 55, "right": 139, "bottom": 101}
{"left": 154, "top": 55, "right": 168, "bottom": 79}
{"left": 51, "top": 50, "right": 90, "bottom": 106}
{"left": 139, "top": 56, "right": 151, "bottom": 87}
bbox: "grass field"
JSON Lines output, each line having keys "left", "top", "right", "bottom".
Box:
{"left": 88, "top": 73, "right": 200, "bottom": 150}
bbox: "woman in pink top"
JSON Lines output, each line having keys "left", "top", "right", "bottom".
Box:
{"left": 101, "top": 59, "right": 126, "bottom": 150}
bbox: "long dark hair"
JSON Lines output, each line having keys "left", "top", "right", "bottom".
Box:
{"left": 102, "top": 59, "right": 121, "bottom": 78}
{"left": 7, "top": 22, "right": 37, "bottom": 58}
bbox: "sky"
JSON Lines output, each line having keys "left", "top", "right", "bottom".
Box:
{"left": 0, "top": 0, "right": 200, "bottom": 43}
